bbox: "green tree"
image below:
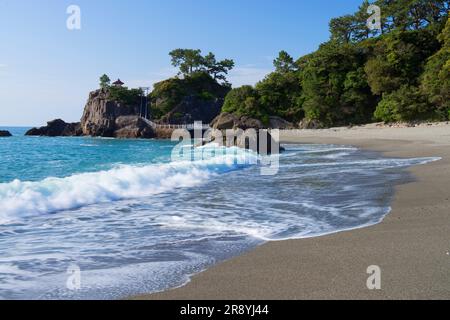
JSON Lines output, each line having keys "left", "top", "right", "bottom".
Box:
{"left": 328, "top": 0, "right": 383, "bottom": 43}
{"left": 256, "top": 71, "right": 303, "bottom": 122}
{"left": 329, "top": 15, "right": 356, "bottom": 43}
{"left": 169, "top": 49, "right": 235, "bottom": 83}
{"left": 203, "top": 52, "right": 235, "bottom": 82}
{"left": 222, "top": 86, "right": 263, "bottom": 119}
{"left": 421, "top": 16, "right": 450, "bottom": 119}
{"left": 219, "top": 0, "right": 449, "bottom": 126}
{"left": 109, "top": 86, "right": 143, "bottom": 105}
{"left": 169, "top": 49, "right": 204, "bottom": 76}
{"left": 99, "top": 74, "right": 111, "bottom": 89}
{"left": 365, "top": 28, "right": 440, "bottom": 95}
{"left": 353, "top": 0, "right": 376, "bottom": 40}
{"left": 374, "top": 85, "right": 433, "bottom": 121}
{"left": 375, "top": 0, "right": 449, "bottom": 31}
{"left": 150, "top": 72, "right": 230, "bottom": 119}
{"left": 301, "top": 42, "right": 376, "bottom": 125}
{"left": 273, "top": 51, "right": 297, "bottom": 73}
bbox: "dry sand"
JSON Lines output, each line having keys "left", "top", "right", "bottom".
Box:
{"left": 134, "top": 123, "right": 450, "bottom": 300}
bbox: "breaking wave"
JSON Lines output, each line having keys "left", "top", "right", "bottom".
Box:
{"left": 0, "top": 147, "right": 257, "bottom": 224}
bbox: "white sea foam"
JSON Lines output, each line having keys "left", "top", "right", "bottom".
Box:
{"left": 0, "top": 147, "right": 257, "bottom": 224}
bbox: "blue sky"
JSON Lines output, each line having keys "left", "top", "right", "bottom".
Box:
{"left": 0, "top": 0, "right": 364, "bottom": 126}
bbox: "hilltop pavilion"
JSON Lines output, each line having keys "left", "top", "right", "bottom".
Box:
{"left": 113, "top": 79, "right": 124, "bottom": 87}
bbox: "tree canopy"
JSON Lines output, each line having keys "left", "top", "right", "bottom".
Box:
{"left": 169, "top": 49, "right": 235, "bottom": 83}
{"left": 221, "top": 0, "right": 450, "bottom": 126}
{"left": 273, "top": 51, "right": 297, "bottom": 73}
{"left": 150, "top": 72, "right": 230, "bottom": 119}
{"left": 99, "top": 74, "right": 111, "bottom": 89}
{"left": 421, "top": 16, "right": 450, "bottom": 118}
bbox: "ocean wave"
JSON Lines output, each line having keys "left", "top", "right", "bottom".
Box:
{"left": 281, "top": 157, "right": 441, "bottom": 169}
{"left": 0, "top": 147, "right": 258, "bottom": 224}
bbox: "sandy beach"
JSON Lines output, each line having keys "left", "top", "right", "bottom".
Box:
{"left": 134, "top": 123, "right": 450, "bottom": 300}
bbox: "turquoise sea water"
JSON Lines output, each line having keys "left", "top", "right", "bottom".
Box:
{"left": 0, "top": 127, "right": 176, "bottom": 183}
{"left": 0, "top": 127, "right": 439, "bottom": 299}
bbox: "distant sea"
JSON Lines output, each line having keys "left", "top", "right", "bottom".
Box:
{"left": 0, "top": 126, "right": 439, "bottom": 299}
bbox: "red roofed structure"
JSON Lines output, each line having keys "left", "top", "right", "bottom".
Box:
{"left": 113, "top": 79, "right": 124, "bottom": 87}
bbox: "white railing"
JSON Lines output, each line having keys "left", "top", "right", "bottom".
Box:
{"left": 141, "top": 118, "right": 210, "bottom": 130}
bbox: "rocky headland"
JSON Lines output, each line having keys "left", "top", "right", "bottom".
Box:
{"left": 25, "top": 73, "right": 290, "bottom": 153}
{"left": 26, "top": 74, "right": 234, "bottom": 139}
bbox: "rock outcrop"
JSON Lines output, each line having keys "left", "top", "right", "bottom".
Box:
{"left": 25, "top": 119, "right": 82, "bottom": 137}
{"left": 78, "top": 89, "right": 156, "bottom": 139}
{"left": 80, "top": 89, "right": 141, "bottom": 137}
{"left": 113, "top": 116, "right": 155, "bottom": 139}
{"left": 150, "top": 73, "right": 229, "bottom": 125}
{"left": 207, "top": 113, "right": 284, "bottom": 154}
{"left": 211, "top": 112, "right": 264, "bottom": 130}
{"left": 0, "top": 130, "right": 12, "bottom": 137}
{"left": 204, "top": 128, "right": 283, "bottom": 155}
{"left": 158, "top": 95, "right": 223, "bottom": 125}
{"left": 268, "top": 116, "right": 295, "bottom": 129}
{"left": 153, "top": 128, "right": 177, "bottom": 139}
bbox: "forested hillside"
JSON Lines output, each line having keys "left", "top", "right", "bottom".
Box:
{"left": 223, "top": 0, "right": 449, "bottom": 127}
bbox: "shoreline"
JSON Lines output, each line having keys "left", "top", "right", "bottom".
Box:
{"left": 132, "top": 123, "right": 450, "bottom": 300}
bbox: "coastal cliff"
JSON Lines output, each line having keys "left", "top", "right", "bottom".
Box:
{"left": 80, "top": 88, "right": 155, "bottom": 138}
{"left": 25, "top": 91, "right": 153, "bottom": 139}
{"left": 27, "top": 73, "right": 230, "bottom": 139}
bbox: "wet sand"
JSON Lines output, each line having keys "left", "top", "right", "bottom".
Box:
{"left": 134, "top": 123, "right": 450, "bottom": 300}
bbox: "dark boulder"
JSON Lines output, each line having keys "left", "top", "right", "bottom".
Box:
{"left": 114, "top": 116, "right": 155, "bottom": 139}
{"left": 24, "top": 128, "right": 41, "bottom": 136}
{"left": 25, "top": 119, "right": 82, "bottom": 137}
{"left": 154, "top": 127, "right": 177, "bottom": 139}
{"left": 208, "top": 113, "right": 285, "bottom": 154}
{"left": 0, "top": 130, "right": 12, "bottom": 137}
{"left": 269, "top": 116, "right": 295, "bottom": 129}
{"left": 239, "top": 116, "right": 265, "bottom": 130}
{"left": 204, "top": 128, "right": 284, "bottom": 155}
{"left": 211, "top": 112, "right": 264, "bottom": 130}
{"left": 210, "top": 112, "right": 236, "bottom": 130}
{"left": 61, "top": 122, "right": 83, "bottom": 136}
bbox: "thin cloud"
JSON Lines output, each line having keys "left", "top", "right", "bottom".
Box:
{"left": 228, "top": 66, "right": 272, "bottom": 87}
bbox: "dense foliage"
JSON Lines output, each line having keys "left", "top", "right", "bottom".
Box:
{"left": 223, "top": 0, "right": 450, "bottom": 126}
{"left": 421, "top": 15, "right": 450, "bottom": 119}
{"left": 150, "top": 72, "right": 230, "bottom": 119}
{"left": 222, "top": 85, "right": 263, "bottom": 119}
{"left": 109, "top": 86, "right": 143, "bottom": 106}
{"left": 99, "top": 49, "right": 233, "bottom": 121}
{"left": 97, "top": 74, "right": 143, "bottom": 106}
